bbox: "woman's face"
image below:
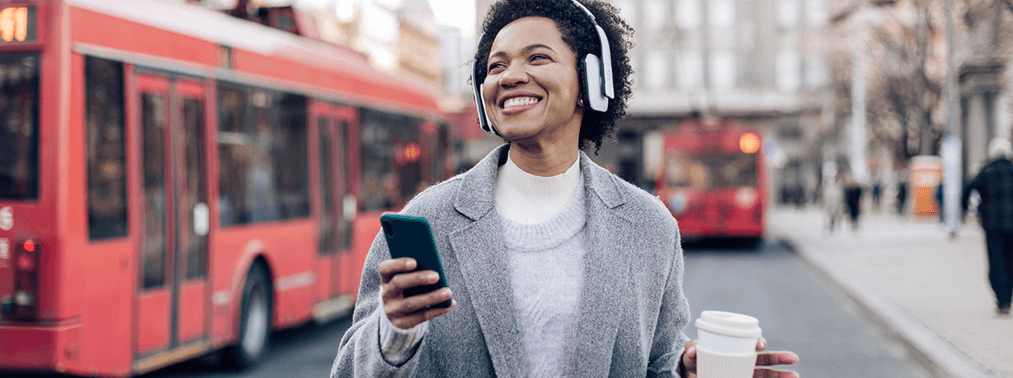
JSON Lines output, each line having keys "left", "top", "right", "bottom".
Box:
{"left": 482, "top": 17, "right": 583, "bottom": 146}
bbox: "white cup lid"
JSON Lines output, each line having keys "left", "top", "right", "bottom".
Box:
{"left": 695, "top": 310, "right": 762, "bottom": 339}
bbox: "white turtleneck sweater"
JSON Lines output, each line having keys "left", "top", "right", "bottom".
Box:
{"left": 380, "top": 151, "right": 587, "bottom": 378}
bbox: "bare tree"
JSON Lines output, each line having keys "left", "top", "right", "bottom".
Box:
{"left": 864, "top": 0, "right": 947, "bottom": 163}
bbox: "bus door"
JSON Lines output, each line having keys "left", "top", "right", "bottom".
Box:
{"left": 134, "top": 73, "right": 211, "bottom": 360}
{"left": 311, "top": 103, "right": 358, "bottom": 304}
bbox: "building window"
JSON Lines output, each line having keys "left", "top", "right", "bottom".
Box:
{"left": 737, "top": 50, "right": 756, "bottom": 88}
{"left": 645, "top": 0, "right": 668, "bottom": 30}
{"left": 776, "top": 48, "right": 801, "bottom": 92}
{"left": 805, "top": 0, "right": 827, "bottom": 28}
{"left": 645, "top": 50, "right": 670, "bottom": 91}
{"left": 676, "top": 0, "right": 700, "bottom": 30}
{"left": 709, "top": 0, "right": 735, "bottom": 29}
{"left": 677, "top": 49, "right": 704, "bottom": 91}
{"left": 710, "top": 50, "right": 736, "bottom": 91}
{"left": 777, "top": 0, "right": 799, "bottom": 29}
{"left": 804, "top": 53, "right": 827, "bottom": 89}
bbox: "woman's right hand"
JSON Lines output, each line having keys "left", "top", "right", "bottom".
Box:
{"left": 378, "top": 257, "right": 456, "bottom": 329}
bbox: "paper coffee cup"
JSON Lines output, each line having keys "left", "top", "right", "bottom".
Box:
{"left": 694, "top": 311, "right": 762, "bottom": 378}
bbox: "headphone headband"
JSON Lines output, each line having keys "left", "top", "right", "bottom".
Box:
{"left": 473, "top": 0, "right": 615, "bottom": 135}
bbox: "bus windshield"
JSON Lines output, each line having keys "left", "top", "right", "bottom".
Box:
{"left": 0, "top": 53, "right": 39, "bottom": 200}
{"left": 666, "top": 152, "right": 757, "bottom": 190}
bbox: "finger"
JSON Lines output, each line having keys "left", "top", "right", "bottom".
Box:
{"left": 381, "top": 270, "right": 440, "bottom": 302}
{"left": 387, "top": 290, "right": 454, "bottom": 329}
{"left": 378, "top": 258, "right": 417, "bottom": 284}
{"left": 755, "top": 351, "right": 799, "bottom": 366}
{"left": 756, "top": 337, "right": 767, "bottom": 351}
{"left": 682, "top": 340, "right": 698, "bottom": 373}
{"left": 753, "top": 368, "right": 800, "bottom": 378}
{"left": 420, "top": 299, "right": 456, "bottom": 321}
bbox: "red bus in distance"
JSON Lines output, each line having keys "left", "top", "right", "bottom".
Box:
{"left": 653, "top": 117, "right": 767, "bottom": 244}
{"left": 0, "top": 0, "right": 452, "bottom": 376}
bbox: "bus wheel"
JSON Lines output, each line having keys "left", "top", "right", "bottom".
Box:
{"left": 226, "top": 263, "right": 271, "bottom": 369}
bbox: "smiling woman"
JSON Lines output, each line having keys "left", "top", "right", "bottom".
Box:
{"left": 330, "top": 2, "right": 798, "bottom": 377}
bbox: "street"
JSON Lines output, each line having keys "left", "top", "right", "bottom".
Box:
{"left": 99, "top": 240, "right": 929, "bottom": 377}
{"left": 682, "top": 240, "right": 929, "bottom": 378}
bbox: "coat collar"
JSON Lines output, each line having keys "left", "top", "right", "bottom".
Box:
{"left": 450, "top": 144, "right": 633, "bottom": 376}
{"left": 454, "top": 144, "right": 627, "bottom": 220}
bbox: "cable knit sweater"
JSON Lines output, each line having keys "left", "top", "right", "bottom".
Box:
{"left": 380, "top": 153, "right": 587, "bottom": 378}
{"left": 496, "top": 154, "right": 586, "bottom": 377}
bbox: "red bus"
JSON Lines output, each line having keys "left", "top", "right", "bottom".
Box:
{"left": 0, "top": 0, "right": 451, "bottom": 376}
{"left": 653, "top": 117, "right": 766, "bottom": 243}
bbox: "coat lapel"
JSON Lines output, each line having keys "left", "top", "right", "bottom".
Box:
{"left": 576, "top": 151, "right": 632, "bottom": 376}
{"left": 448, "top": 145, "right": 527, "bottom": 378}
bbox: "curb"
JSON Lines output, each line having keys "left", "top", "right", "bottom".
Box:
{"left": 775, "top": 235, "right": 992, "bottom": 378}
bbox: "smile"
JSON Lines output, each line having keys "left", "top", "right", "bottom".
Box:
{"left": 501, "top": 96, "right": 541, "bottom": 109}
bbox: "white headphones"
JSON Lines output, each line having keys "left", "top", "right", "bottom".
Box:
{"left": 472, "top": 0, "right": 615, "bottom": 135}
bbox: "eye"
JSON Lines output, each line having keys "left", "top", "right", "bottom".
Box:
{"left": 487, "top": 61, "right": 506, "bottom": 74}
{"left": 530, "top": 54, "right": 550, "bottom": 62}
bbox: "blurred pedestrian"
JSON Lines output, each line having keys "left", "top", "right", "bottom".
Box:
{"left": 844, "top": 174, "right": 863, "bottom": 231}
{"left": 823, "top": 172, "right": 843, "bottom": 232}
{"left": 871, "top": 176, "right": 882, "bottom": 212}
{"left": 896, "top": 171, "right": 909, "bottom": 217}
{"left": 331, "top": 1, "right": 799, "bottom": 376}
{"left": 962, "top": 138, "right": 1013, "bottom": 316}
{"left": 935, "top": 183, "right": 945, "bottom": 223}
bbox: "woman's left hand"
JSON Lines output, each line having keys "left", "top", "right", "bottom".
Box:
{"left": 679, "top": 337, "right": 799, "bottom": 378}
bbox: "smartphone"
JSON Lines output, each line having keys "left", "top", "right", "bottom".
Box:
{"left": 380, "top": 213, "right": 452, "bottom": 309}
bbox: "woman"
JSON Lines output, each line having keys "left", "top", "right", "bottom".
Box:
{"left": 331, "top": 1, "right": 798, "bottom": 376}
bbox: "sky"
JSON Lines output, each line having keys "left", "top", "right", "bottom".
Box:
{"left": 272, "top": 0, "right": 477, "bottom": 37}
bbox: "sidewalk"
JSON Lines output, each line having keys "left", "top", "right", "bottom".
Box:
{"left": 768, "top": 207, "right": 1012, "bottom": 378}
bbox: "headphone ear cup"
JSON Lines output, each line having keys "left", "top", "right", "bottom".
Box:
{"left": 472, "top": 60, "right": 494, "bottom": 134}
{"left": 582, "top": 54, "right": 609, "bottom": 112}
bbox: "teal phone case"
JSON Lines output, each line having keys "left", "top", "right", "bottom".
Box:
{"left": 380, "top": 213, "right": 452, "bottom": 308}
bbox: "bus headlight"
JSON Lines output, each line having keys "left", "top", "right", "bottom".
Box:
{"left": 735, "top": 188, "right": 758, "bottom": 209}
{"left": 14, "top": 290, "right": 34, "bottom": 306}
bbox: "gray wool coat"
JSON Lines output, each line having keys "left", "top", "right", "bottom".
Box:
{"left": 330, "top": 144, "right": 690, "bottom": 378}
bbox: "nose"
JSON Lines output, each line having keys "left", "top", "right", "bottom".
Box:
{"left": 498, "top": 63, "right": 529, "bottom": 87}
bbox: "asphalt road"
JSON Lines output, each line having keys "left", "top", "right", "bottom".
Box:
{"left": 681, "top": 239, "right": 930, "bottom": 378}
{"left": 29, "top": 239, "right": 929, "bottom": 378}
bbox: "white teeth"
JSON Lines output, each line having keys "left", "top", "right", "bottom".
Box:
{"left": 503, "top": 97, "right": 539, "bottom": 108}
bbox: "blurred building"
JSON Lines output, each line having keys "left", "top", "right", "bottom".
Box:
{"left": 474, "top": 0, "right": 833, "bottom": 203}
{"left": 956, "top": 0, "right": 1013, "bottom": 180}
{"left": 823, "top": 0, "right": 1013, "bottom": 190}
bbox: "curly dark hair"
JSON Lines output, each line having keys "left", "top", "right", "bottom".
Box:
{"left": 473, "top": 0, "right": 634, "bottom": 153}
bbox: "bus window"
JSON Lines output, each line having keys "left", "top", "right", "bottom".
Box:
{"left": 217, "top": 85, "right": 308, "bottom": 225}
{"left": 667, "top": 153, "right": 757, "bottom": 190}
{"left": 142, "top": 93, "right": 167, "bottom": 289}
{"left": 359, "top": 109, "right": 423, "bottom": 212}
{"left": 318, "top": 117, "right": 335, "bottom": 254}
{"left": 717, "top": 153, "right": 757, "bottom": 188}
{"left": 0, "top": 53, "right": 39, "bottom": 200}
{"left": 276, "top": 94, "right": 309, "bottom": 219}
{"left": 337, "top": 120, "right": 352, "bottom": 250}
{"left": 666, "top": 153, "right": 710, "bottom": 190}
{"left": 182, "top": 97, "right": 206, "bottom": 279}
{"left": 216, "top": 86, "right": 247, "bottom": 225}
{"left": 85, "top": 56, "right": 127, "bottom": 240}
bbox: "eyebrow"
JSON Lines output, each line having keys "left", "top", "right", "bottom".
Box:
{"left": 488, "top": 44, "right": 556, "bottom": 62}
